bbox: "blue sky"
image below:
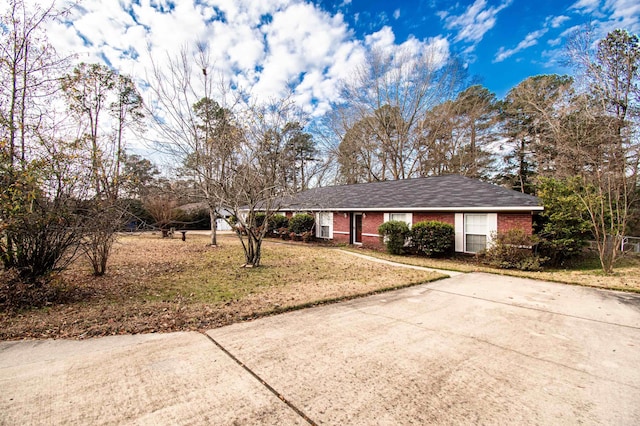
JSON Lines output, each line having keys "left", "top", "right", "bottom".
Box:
{"left": 34, "top": 0, "right": 640, "bottom": 115}
{"left": 317, "top": 0, "right": 640, "bottom": 97}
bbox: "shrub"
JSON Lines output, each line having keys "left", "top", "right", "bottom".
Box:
{"left": 301, "top": 231, "right": 314, "bottom": 243}
{"left": 268, "top": 214, "right": 289, "bottom": 234}
{"left": 254, "top": 212, "right": 267, "bottom": 228}
{"left": 482, "top": 229, "right": 545, "bottom": 271}
{"left": 278, "top": 227, "right": 290, "bottom": 240}
{"left": 0, "top": 269, "right": 62, "bottom": 310}
{"left": 410, "top": 221, "right": 454, "bottom": 257}
{"left": 378, "top": 220, "right": 410, "bottom": 255}
{"left": 536, "top": 177, "right": 591, "bottom": 266}
{"left": 289, "top": 213, "right": 315, "bottom": 234}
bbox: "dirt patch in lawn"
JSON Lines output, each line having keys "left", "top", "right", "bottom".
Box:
{"left": 0, "top": 234, "right": 444, "bottom": 340}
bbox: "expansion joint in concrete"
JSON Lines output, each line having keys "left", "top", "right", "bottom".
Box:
{"left": 202, "top": 332, "right": 317, "bottom": 426}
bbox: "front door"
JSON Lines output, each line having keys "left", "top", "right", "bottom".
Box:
{"left": 353, "top": 213, "right": 363, "bottom": 244}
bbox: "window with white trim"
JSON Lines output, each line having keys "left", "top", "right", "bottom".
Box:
{"left": 317, "top": 212, "right": 333, "bottom": 239}
{"left": 464, "top": 213, "right": 487, "bottom": 253}
{"left": 390, "top": 213, "right": 407, "bottom": 222}
{"left": 384, "top": 213, "right": 413, "bottom": 228}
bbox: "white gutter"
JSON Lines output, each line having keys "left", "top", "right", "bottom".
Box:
{"left": 279, "top": 206, "right": 543, "bottom": 212}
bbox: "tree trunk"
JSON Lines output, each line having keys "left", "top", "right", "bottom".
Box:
{"left": 598, "top": 234, "right": 621, "bottom": 275}
{"left": 238, "top": 228, "right": 264, "bottom": 267}
{"left": 209, "top": 208, "right": 217, "bottom": 246}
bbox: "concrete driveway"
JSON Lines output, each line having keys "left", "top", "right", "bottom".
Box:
{"left": 1, "top": 273, "right": 639, "bottom": 425}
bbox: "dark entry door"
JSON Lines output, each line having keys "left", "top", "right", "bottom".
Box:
{"left": 354, "top": 213, "right": 363, "bottom": 244}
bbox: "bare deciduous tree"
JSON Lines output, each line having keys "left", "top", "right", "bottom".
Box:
{"left": 205, "top": 99, "right": 307, "bottom": 266}
{"left": 61, "top": 63, "right": 144, "bottom": 276}
{"left": 562, "top": 28, "right": 640, "bottom": 273}
{"left": 498, "top": 74, "right": 574, "bottom": 193}
{"left": 143, "top": 191, "right": 180, "bottom": 235}
{"left": 418, "top": 85, "right": 498, "bottom": 178}
{"left": 0, "top": 0, "right": 69, "bottom": 170}
{"left": 147, "top": 45, "right": 307, "bottom": 266}
{"left": 146, "top": 45, "right": 237, "bottom": 246}
{"left": 334, "top": 45, "right": 465, "bottom": 182}
{"left": 0, "top": 0, "right": 89, "bottom": 293}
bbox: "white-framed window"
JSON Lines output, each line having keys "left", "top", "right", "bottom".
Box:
{"left": 390, "top": 213, "right": 407, "bottom": 222}
{"left": 464, "top": 214, "right": 487, "bottom": 253}
{"left": 316, "top": 212, "right": 333, "bottom": 239}
{"left": 384, "top": 212, "right": 413, "bottom": 228}
{"left": 455, "top": 213, "right": 497, "bottom": 253}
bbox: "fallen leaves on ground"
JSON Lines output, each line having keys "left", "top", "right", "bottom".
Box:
{"left": 1, "top": 233, "right": 443, "bottom": 340}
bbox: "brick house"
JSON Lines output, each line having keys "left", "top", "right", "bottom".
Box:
{"left": 279, "top": 175, "right": 543, "bottom": 253}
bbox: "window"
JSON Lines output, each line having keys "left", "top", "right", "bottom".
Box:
{"left": 390, "top": 213, "right": 408, "bottom": 223}
{"left": 317, "top": 212, "right": 333, "bottom": 239}
{"left": 385, "top": 213, "right": 413, "bottom": 228}
{"left": 465, "top": 214, "right": 487, "bottom": 253}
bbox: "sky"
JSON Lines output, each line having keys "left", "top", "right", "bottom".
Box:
{"left": 26, "top": 0, "right": 640, "bottom": 117}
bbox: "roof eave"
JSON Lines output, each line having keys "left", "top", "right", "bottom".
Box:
{"left": 279, "top": 206, "right": 544, "bottom": 212}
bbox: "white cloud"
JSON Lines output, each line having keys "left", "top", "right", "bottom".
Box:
{"left": 550, "top": 15, "right": 570, "bottom": 28}
{"left": 26, "top": 0, "right": 456, "bottom": 120}
{"left": 38, "top": 0, "right": 359, "bottom": 113}
{"left": 547, "top": 37, "right": 562, "bottom": 46}
{"left": 364, "top": 26, "right": 396, "bottom": 50}
{"left": 563, "top": 0, "right": 639, "bottom": 42}
{"left": 494, "top": 28, "right": 549, "bottom": 62}
{"left": 253, "top": 2, "right": 357, "bottom": 105}
{"left": 570, "top": 0, "right": 601, "bottom": 13}
{"left": 393, "top": 9, "right": 401, "bottom": 20}
{"left": 441, "top": 0, "right": 512, "bottom": 45}
{"left": 362, "top": 26, "right": 450, "bottom": 66}
{"left": 559, "top": 24, "right": 584, "bottom": 38}
{"left": 567, "top": 0, "right": 639, "bottom": 34}
{"left": 604, "top": 0, "right": 640, "bottom": 32}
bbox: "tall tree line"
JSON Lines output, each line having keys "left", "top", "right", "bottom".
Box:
{"left": 328, "top": 28, "right": 639, "bottom": 273}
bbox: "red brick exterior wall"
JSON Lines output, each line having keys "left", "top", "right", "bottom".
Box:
{"left": 317, "top": 211, "right": 534, "bottom": 247}
{"left": 332, "top": 212, "right": 350, "bottom": 244}
{"left": 498, "top": 213, "right": 533, "bottom": 235}
{"left": 327, "top": 211, "right": 386, "bottom": 247}
{"left": 362, "top": 213, "right": 384, "bottom": 235}
{"left": 361, "top": 212, "right": 384, "bottom": 248}
{"left": 412, "top": 213, "right": 455, "bottom": 226}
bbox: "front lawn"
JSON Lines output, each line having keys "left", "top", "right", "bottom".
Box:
{"left": 344, "top": 248, "right": 640, "bottom": 292}
{"left": 0, "top": 233, "right": 444, "bottom": 340}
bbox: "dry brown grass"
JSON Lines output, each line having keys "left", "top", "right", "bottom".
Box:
{"left": 345, "top": 248, "right": 640, "bottom": 292}
{"left": 0, "top": 233, "right": 443, "bottom": 340}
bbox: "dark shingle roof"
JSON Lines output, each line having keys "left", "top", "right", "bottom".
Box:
{"left": 281, "top": 175, "right": 542, "bottom": 211}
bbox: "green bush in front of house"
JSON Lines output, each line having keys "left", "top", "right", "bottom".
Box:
{"left": 410, "top": 221, "right": 454, "bottom": 257}
{"left": 254, "top": 212, "right": 267, "bottom": 228}
{"left": 289, "top": 213, "right": 315, "bottom": 234}
{"left": 482, "top": 229, "right": 545, "bottom": 271}
{"left": 378, "top": 220, "right": 410, "bottom": 255}
{"left": 535, "top": 177, "right": 591, "bottom": 266}
{"left": 268, "top": 214, "right": 289, "bottom": 234}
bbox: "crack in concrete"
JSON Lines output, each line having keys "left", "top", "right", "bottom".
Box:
{"left": 202, "top": 332, "right": 317, "bottom": 426}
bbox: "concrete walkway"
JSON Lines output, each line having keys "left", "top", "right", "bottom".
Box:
{"left": 338, "top": 249, "right": 464, "bottom": 276}
{"left": 2, "top": 273, "right": 639, "bottom": 425}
